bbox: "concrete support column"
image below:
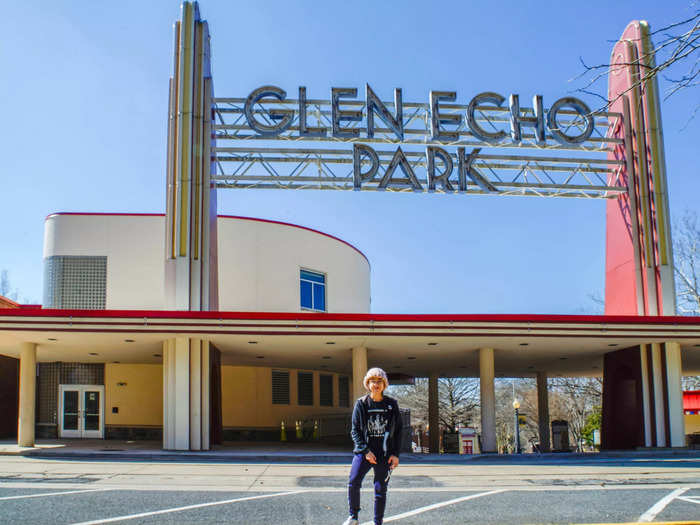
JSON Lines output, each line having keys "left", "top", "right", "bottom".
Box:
{"left": 479, "top": 348, "right": 497, "bottom": 453}
{"left": 536, "top": 372, "right": 550, "bottom": 452}
{"left": 18, "top": 342, "right": 37, "bottom": 448}
{"left": 428, "top": 372, "right": 440, "bottom": 454}
{"left": 190, "top": 340, "right": 202, "bottom": 451}
{"left": 650, "top": 343, "right": 667, "bottom": 447}
{"left": 639, "top": 345, "right": 653, "bottom": 447}
{"left": 351, "top": 346, "right": 368, "bottom": 401}
{"left": 201, "top": 341, "right": 210, "bottom": 451}
{"left": 163, "top": 337, "right": 210, "bottom": 451}
{"left": 664, "top": 342, "right": 685, "bottom": 447}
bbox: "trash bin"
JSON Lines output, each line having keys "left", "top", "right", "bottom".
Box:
{"left": 443, "top": 432, "right": 459, "bottom": 454}
{"left": 551, "top": 420, "right": 570, "bottom": 452}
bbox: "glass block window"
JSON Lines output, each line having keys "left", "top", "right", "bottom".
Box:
{"left": 43, "top": 256, "right": 107, "bottom": 309}
{"left": 271, "top": 370, "right": 290, "bottom": 405}
{"left": 60, "top": 363, "right": 104, "bottom": 385}
{"left": 37, "top": 363, "right": 105, "bottom": 425}
{"left": 297, "top": 371, "right": 313, "bottom": 406}
{"left": 338, "top": 376, "right": 350, "bottom": 408}
{"left": 37, "top": 363, "right": 60, "bottom": 424}
{"left": 319, "top": 374, "right": 333, "bottom": 407}
{"left": 300, "top": 269, "right": 326, "bottom": 312}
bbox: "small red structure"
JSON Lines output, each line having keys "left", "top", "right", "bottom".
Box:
{"left": 684, "top": 391, "right": 700, "bottom": 415}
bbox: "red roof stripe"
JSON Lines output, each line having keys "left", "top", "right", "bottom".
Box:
{"left": 3, "top": 308, "right": 700, "bottom": 325}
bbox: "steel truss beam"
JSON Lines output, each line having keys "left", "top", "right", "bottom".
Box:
{"left": 212, "top": 96, "right": 627, "bottom": 199}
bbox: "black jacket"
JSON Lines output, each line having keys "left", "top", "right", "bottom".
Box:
{"left": 350, "top": 394, "right": 403, "bottom": 457}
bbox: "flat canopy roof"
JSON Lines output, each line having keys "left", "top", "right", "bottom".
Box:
{"left": 1, "top": 309, "right": 699, "bottom": 377}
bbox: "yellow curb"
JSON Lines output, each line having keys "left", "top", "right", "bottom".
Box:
{"left": 576, "top": 522, "right": 700, "bottom": 525}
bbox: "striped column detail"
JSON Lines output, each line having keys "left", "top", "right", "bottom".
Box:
{"left": 164, "top": 1, "right": 217, "bottom": 311}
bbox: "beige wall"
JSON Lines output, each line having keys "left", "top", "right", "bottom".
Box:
{"left": 217, "top": 218, "right": 370, "bottom": 313}
{"left": 221, "top": 365, "right": 351, "bottom": 428}
{"left": 103, "top": 364, "right": 350, "bottom": 429}
{"left": 105, "top": 364, "right": 162, "bottom": 426}
{"left": 686, "top": 414, "right": 700, "bottom": 435}
{"left": 44, "top": 214, "right": 370, "bottom": 313}
{"left": 44, "top": 214, "right": 166, "bottom": 310}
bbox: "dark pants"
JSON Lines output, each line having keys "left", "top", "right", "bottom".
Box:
{"left": 348, "top": 452, "right": 391, "bottom": 524}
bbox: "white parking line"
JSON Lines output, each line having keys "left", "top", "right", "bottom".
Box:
{"left": 68, "top": 490, "right": 306, "bottom": 525}
{"left": 360, "top": 489, "right": 506, "bottom": 524}
{"left": 638, "top": 487, "right": 688, "bottom": 522}
{"left": 0, "top": 488, "right": 110, "bottom": 501}
{"left": 677, "top": 495, "right": 700, "bottom": 505}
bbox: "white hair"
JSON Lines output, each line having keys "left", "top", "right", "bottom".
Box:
{"left": 363, "top": 367, "right": 389, "bottom": 390}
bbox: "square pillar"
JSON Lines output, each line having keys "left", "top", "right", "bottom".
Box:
{"left": 536, "top": 372, "right": 550, "bottom": 452}
{"left": 18, "top": 342, "right": 36, "bottom": 448}
{"left": 163, "top": 337, "right": 210, "bottom": 451}
{"left": 479, "top": 348, "right": 497, "bottom": 453}
{"left": 428, "top": 372, "right": 439, "bottom": 454}
{"left": 650, "top": 343, "right": 667, "bottom": 446}
{"left": 664, "top": 342, "right": 685, "bottom": 447}
{"left": 639, "top": 344, "right": 653, "bottom": 447}
{"left": 351, "top": 347, "right": 367, "bottom": 401}
{"left": 190, "top": 339, "right": 202, "bottom": 451}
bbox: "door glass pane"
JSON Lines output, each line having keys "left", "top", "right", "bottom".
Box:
{"left": 84, "top": 391, "right": 100, "bottom": 431}
{"left": 63, "top": 391, "right": 79, "bottom": 430}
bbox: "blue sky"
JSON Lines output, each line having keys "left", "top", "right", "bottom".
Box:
{"left": 1, "top": 1, "right": 698, "bottom": 313}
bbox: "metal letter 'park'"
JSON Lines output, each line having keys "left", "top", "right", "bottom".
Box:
{"left": 212, "top": 85, "right": 625, "bottom": 198}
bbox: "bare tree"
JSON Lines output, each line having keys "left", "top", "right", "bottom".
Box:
{"left": 0, "top": 269, "right": 18, "bottom": 301}
{"left": 493, "top": 379, "right": 539, "bottom": 453}
{"left": 492, "top": 377, "right": 602, "bottom": 452}
{"left": 388, "top": 378, "right": 429, "bottom": 427}
{"left": 438, "top": 377, "right": 479, "bottom": 431}
{"left": 494, "top": 384, "right": 515, "bottom": 454}
{"left": 389, "top": 376, "right": 479, "bottom": 432}
{"left": 548, "top": 377, "right": 602, "bottom": 450}
{"left": 575, "top": 10, "right": 700, "bottom": 117}
{"left": 674, "top": 210, "right": 700, "bottom": 315}
{"left": 672, "top": 210, "right": 700, "bottom": 390}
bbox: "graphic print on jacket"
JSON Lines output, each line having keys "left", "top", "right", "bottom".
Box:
{"left": 367, "top": 399, "right": 391, "bottom": 454}
{"left": 368, "top": 412, "right": 388, "bottom": 437}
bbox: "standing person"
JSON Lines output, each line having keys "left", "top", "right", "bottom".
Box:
{"left": 342, "top": 367, "right": 403, "bottom": 525}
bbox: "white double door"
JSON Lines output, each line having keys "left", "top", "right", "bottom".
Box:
{"left": 59, "top": 385, "right": 104, "bottom": 438}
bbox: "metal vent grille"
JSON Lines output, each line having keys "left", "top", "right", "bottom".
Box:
{"left": 320, "top": 374, "right": 333, "bottom": 407}
{"left": 43, "top": 256, "right": 107, "bottom": 309}
{"left": 297, "top": 372, "right": 313, "bottom": 406}
{"left": 338, "top": 376, "right": 350, "bottom": 407}
{"left": 271, "top": 370, "right": 290, "bottom": 405}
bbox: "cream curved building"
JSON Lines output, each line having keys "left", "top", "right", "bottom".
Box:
{"left": 35, "top": 212, "right": 370, "bottom": 442}
{"left": 44, "top": 212, "right": 370, "bottom": 313}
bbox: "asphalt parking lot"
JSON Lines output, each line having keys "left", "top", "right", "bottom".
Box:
{"left": 1, "top": 454, "right": 699, "bottom": 524}
{"left": 2, "top": 485, "right": 700, "bottom": 524}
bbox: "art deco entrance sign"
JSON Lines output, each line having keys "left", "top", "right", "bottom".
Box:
{"left": 214, "top": 86, "right": 625, "bottom": 198}
{"left": 164, "top": 1, "right": 673, "bottom": 323}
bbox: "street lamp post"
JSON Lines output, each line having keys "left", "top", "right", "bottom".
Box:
{"left": 513, "top": 399, "right": 521, "bottom": 454}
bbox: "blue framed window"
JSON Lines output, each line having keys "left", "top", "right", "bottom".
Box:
{"left": 300, "top": 269, "right": 326, "bottom": 311}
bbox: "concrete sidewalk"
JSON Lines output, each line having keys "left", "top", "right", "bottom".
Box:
{"left": 1, "top": 439, "right": 699, "bottom": 463}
